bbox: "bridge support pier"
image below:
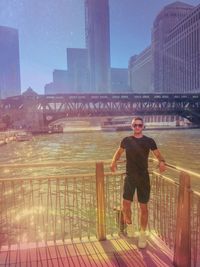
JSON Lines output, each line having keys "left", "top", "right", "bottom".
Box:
{"left": 22, "top": 88, "right": 45, "bottom": 133}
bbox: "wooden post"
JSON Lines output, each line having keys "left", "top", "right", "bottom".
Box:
{"left": 173, "top": 171, "right": 191, "bottom": 267}
{"left": 96, "top": 162, "right": 106, "bottom": 240}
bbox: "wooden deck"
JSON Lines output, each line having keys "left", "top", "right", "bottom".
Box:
{"left": 0, "top": 233, "right": 174, "bottom": 267}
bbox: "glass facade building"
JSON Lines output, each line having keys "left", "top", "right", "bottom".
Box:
{"left": 0, "top": 26, "right": 21, "bottom": 99}
{"left": 85, "top": 0, "right": 111, "bottom": 92}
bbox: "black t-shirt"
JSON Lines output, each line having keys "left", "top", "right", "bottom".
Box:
{"left": 120, "top": 135, "right": 157, "bottom": 176}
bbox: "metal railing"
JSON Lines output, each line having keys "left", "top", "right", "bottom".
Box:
{"left": 148, "top": 159, "right": 200, "bottom": 267}
{"left": 0, "top": 160, "right": 199, "bottom": 267}
{"left": 0, "top": 175, "right": 97, "bottom": 245}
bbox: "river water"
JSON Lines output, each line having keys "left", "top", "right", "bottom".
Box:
{"left": 0, "top": 128, "right": 200, "bottom": 190}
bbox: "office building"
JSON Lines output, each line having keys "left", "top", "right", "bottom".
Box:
{"left": 44, "top": 82, "right": 55, "bottom": 95}
{"left": 44, "top": 70, "right": 69, "bottom": 95}
{"left": 53, "top": 70, "right": 69, "bottom": 93}
{"left": 152, "top": 2, "right": 193, "bottom": 92}
{"left": 0, "top": 26, "right": 21, "bottom": 98}
{"left": 163, "top": 4, "right": 200, "bottom": 92}
{"left": 67, "top": 48, "right": 89, "bottom": 92}
{"left": 111, "top": 68, "right": 129, "bottom": 92}
{"left": 128, "top": 46, "right": 153, "bottom": 93}
{"left": 85, "top": 0, "right": 111, "bottom": 92}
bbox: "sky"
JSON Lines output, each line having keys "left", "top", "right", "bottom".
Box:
{"left": 0, "top": 0, "right": 199, "bottom": 94}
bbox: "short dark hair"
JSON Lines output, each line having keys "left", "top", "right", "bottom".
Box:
{"left": 131, "top": 117, "right": 143, "bottom": 125}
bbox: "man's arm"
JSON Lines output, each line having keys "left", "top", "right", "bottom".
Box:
{"left": 152, "top": 149, "right": 166, "bottom": 173}
{"left": 110, "top": 147, "right": 124, "bottom": 172}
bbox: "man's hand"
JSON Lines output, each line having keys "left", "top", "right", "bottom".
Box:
{"left": 158, "top": 161, "right": 166, "bottom": 173}
{"left": 110, "top": 161, "right": 117, "bottom": 172}
{"left": 152, "top": 149, "right": 166, "bottom": 173}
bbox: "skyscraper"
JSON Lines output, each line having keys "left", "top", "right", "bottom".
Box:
{"left": 67, "top": 48, "right": 89, "bottom": 92}
{"left": 152, "top": 2, "right": 193, "bottom": 92}
{"left": 128, "top": 46, "right": 153, "bottom": 93}
{"left": 111, "top": 68, "right": 129, "bottom": 92}
{"left": 0, "top": 26, "right": 21, "bottom": 99}
{"left": 53, "top": 70, "right": 68, "bottom": 93}
{"left": 85, "top": 0, "right": 111, "bottom": 92}
{"left": 162, "top": 4, "right": 200, "bottom": 93}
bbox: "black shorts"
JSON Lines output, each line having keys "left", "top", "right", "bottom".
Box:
{"left": 123, "top": 174, "right": 150, "bottom": 204}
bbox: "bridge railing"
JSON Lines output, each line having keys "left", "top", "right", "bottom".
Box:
{"left": 148, "top": 159, "right": 200, "bottom": 267}
{"left": 0, "top": 160, "right": 199, "bottom": 267}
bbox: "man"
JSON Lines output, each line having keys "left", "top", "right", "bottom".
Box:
{"left": 110, "top": 117, "right": 166, "bottom": 248}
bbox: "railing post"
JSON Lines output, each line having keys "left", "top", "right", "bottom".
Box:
{"left": 173, "top": 171, "right": 191, "bottom": 267}
{"left": 96, "top": 162, "right": 106, "bottom": 241}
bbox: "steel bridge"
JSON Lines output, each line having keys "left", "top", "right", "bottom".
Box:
{"left": 1, "top": 93, "right": 200, "bottom": 126}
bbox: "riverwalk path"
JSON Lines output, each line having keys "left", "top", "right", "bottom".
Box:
{"left": 0, "top": 234, "right": 174, "bottom": 267}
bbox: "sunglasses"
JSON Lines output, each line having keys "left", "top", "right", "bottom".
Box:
{"left": 133, "top": 123, "right": 143, "bottom": 128}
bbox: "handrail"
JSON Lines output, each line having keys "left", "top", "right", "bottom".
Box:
{"left": 0, "top": 160, "right": 100, "bottom": 169}
{"left": 0, "top": 173, "right": 95, "bottom": 182}
{"left": 0, "top": 159, "right": 115, "bottom": 169}
{"left": 193, "top": 190, "right": 200, "bottom": 197}
{"left": 0, "top": 157, "right": 199, "bottom": 178}
{"left": 150, "top": 157, "right": 200, "bottom": 178}
{"left": 0, "top": 171, "right": 125, "bottom": 182}
{"left": 152, "top": 170, "right": 179, "bottom": 185}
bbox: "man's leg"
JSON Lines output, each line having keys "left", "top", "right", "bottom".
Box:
{"left": 140, "top": 203, "right": 148, "bottom": 231}
{"left": 122, "top": 198, "right": 132, "bottom": 224}
{"left": 122, "top": 198, "right": 135, "bottom": 237}
{"left": 138, "top": 203, "right": 148, "bottom": 248}
{"left": 137, "top": 175, "right": 150, "bottom": 248}
{"left": 122, "top": 176, "right": 135, "bottom": 237}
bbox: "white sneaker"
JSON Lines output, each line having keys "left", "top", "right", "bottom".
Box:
{"left": 138, "top": 231, "right": 147, "bottom": 248}
{"left": 126, "top": 224, "right": 134, "bottom": 237}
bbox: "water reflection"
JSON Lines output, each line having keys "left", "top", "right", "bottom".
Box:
{"left": 0, "top": 128, "right": 200, "bottom": 185}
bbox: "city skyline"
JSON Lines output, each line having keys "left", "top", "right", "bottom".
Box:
{"left": 0, "top": 0, "right": 199, "bottom": 94}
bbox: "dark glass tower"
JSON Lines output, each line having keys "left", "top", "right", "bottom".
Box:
{"left": 85, "top": 0, "right": 111, "bottom": 92}
{"left": 0, "top": 26, "right": 21, "bottom": 99}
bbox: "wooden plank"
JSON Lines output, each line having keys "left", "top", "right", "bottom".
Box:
{"left": 0, "top": 235, "right": 173, "bottom": 267}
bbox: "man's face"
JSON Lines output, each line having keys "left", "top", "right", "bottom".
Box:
{"left": 132, "top": 119, "right": 144, "bottom": 134}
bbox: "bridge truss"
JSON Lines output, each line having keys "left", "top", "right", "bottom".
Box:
{"left": 0, "top": 93, "right": 200, "bottom": 125}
